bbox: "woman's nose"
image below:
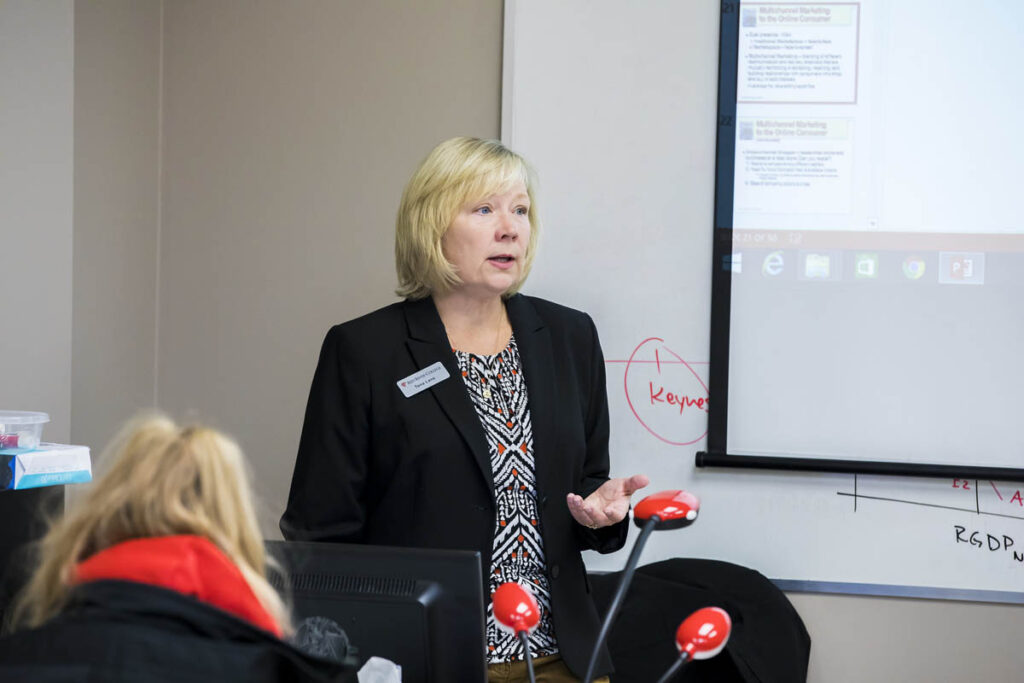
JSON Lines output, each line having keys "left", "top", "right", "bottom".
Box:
{"left": 497, "top": 212, "right": 519, "bottom": 240}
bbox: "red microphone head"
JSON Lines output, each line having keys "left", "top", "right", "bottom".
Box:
{"left": 675, "top": 606, "right": 731, "bottom": 660}
{"left": 492, "top": 582, "right": 540, "bottom": 636}
{"left": 633, "top": 490, "right": 700, "bottom": 530}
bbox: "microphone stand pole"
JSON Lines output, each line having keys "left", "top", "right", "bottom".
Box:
{"left": 654, "top": 652, "right": 690, "bottom": 683}
{"left": 518, "top": 630, "right": 536, "bottom": 683}
{"left": 582, "top": 516, "right": 659, "bottom": 683}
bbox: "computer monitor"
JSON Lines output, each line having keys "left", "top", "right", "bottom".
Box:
{"left": 266, "top": 540, "right": 487, "bottom": 683}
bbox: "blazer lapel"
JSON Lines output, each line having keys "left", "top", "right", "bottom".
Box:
{"left": 506, "top": 295, "right": 559, "bottom": 499}
{"left": 403, "top": 298, "right": 495, "bottom": 495}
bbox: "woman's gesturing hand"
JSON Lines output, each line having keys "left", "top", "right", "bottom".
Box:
{"left": 566, "top": 474, "right": 650, "bottom": 529}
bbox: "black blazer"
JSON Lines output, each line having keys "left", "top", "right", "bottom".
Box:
{"left": 281, "top": 294, "right": 627, "bottom": 678}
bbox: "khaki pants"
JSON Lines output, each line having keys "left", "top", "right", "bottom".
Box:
{"left": 487, "top": 654, "right": 610, "bottom": 683}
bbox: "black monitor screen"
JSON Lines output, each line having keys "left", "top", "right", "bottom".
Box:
{"left": 266, "top": 540, "right": 486, "bottom": 683}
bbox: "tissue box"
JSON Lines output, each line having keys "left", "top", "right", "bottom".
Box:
{"left": 1, "top": 443, "right": 92, "bottom": 491}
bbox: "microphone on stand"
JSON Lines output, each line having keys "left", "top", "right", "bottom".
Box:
{"left": 655, "top": 606, "right": 732, "bottom": 683}
{"left": 492, "top": 582, "right": 541, "bottom": 683}
{"left": 583, "top": 490, "right": 700, "bottom": 683}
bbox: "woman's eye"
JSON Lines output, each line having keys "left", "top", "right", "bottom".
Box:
{"left": 476, "top": 206, "right": 492, "bottom": 215}
{"left": 515, "top": 206, "right": 529, "bottom": 215}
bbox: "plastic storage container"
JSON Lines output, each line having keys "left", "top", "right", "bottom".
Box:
{"left": 0, "top": 411, "right": 50, "bottom": 450}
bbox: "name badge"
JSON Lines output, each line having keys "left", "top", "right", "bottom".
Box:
{"left": 397, "top": 362, "right": 451, "bottom": 397}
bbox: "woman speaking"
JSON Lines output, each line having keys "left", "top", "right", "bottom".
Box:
{"left": 281, "top": 137, "right": 648, "bottom": 682}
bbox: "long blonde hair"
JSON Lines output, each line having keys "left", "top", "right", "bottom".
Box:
{"left": 10, "top": 414, "right": 291, "bottom": 634}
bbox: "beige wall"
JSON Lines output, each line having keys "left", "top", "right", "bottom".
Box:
{"left": 63, "top": 1, "right": 1023, "bottom": 681}
{"left": 72, "top": 0, "right": 161, "bottom": 455}
{"left": 792, "top": 592, "right": 1022, "bottom": 681}
{"left": 155, "top": 0, "right": 503, "bottom": 529}
{"left": 1, "top": 0, "right": 74, "bottom": 444}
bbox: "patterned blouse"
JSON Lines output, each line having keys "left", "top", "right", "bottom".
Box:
{"left": 454, "top": 335, "right": 558, "bottom": 663}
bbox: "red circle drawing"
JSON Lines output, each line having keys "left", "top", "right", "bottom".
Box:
{"left": 623, "top": 337, "right": 709, "bottom": 446}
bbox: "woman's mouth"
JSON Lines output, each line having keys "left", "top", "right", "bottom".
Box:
{"left": 488, "top": 255, "right": 516, "bottom": 269}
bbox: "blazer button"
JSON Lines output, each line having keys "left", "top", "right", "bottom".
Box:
{"left": 550, "top": 564, "right": 560, "bottom": 579}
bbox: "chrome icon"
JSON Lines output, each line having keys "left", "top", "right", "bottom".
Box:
{"left": 902, "top": 256, "right": 926, "bottom": 280}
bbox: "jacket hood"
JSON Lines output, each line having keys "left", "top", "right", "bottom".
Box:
{"left": 74, "top": 534, "right": 282, "bottom": 637}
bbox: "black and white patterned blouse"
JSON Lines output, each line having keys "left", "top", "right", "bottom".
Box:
{"left": 454, "top": 335, "right": 558, "bottom": 663}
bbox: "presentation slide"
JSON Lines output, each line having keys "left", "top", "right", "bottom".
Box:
{"left": 733, "top": 0, "right": 1022, "bottom": 239}
{"left": 725, "top": 0, "right": 1024, "bottom": 469}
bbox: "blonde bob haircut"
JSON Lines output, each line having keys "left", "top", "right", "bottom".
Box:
{"left": 9, "top": 414, "right": 291, "bottom": 635}
{"left": 395, "top": 136, "right": 540, "bottom": 300}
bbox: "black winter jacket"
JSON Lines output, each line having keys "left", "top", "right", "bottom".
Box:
{"left": 0, "top": 580, "right": 357, "bottom": 682}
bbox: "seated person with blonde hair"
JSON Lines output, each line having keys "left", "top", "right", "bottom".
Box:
{"left": 0, "top": 415, "right": 353, "bottom": 682}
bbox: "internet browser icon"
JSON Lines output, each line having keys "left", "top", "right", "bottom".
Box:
{"left": 762, "top": 251, "right": 785, "bottom": 277}
{"left": 902, "top": 256, "right": 926, "bottom": 280}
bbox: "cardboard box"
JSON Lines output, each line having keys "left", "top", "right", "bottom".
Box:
{"left": 0, "top": 443, "right": 92, "bottom": 491}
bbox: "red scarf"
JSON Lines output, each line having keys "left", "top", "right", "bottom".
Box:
{"left": 74, "top": 534, "right": 282, "bottom": 637}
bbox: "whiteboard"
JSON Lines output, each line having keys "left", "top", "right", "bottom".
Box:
{"left": 503, "top": 0, "right": 1024, "bottom": 601}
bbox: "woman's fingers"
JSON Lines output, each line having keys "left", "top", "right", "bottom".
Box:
{"left": 568, "top": 474, "right": 650, "bottom": 529}
{"left": 567, "top": 493, "right": 604, "bottom": 528}
{"left": 622, "top": 473, "right": 650, "bottom": 495}
{"left": 598, "top": 474, "right": 649, "bottom": 501}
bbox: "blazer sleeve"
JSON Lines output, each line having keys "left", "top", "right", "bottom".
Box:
{"left": 574, "top": 313, "right": 630, "bottom": 554}
{"left": 280, "top": 325, "right": 371, "bottom": 542}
